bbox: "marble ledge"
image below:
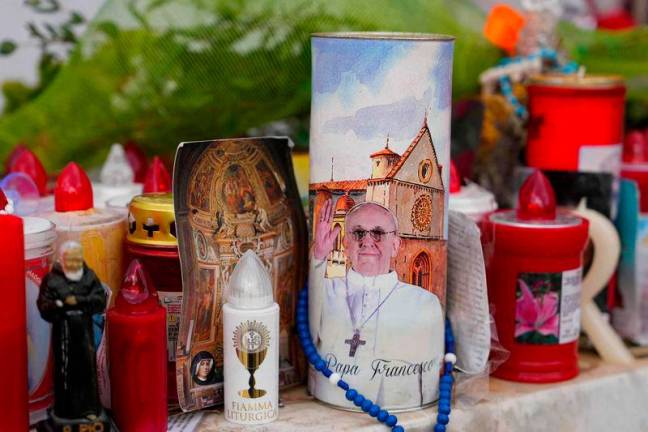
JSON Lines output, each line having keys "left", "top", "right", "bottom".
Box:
{"left": 196, "top": 354, "right": 648, "bottom": 432}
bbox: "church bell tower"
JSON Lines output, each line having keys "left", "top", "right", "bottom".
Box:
{"left": 369, "top": 136, "right": 401, "bottom": 179}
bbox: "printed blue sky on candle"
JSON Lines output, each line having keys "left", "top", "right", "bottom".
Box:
{"left": 310, "top": 36, "right": 453, "bottom": 184}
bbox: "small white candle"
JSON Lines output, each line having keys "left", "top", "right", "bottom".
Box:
{"left": 223, "top": 250, "right": 279, "bottom": 425}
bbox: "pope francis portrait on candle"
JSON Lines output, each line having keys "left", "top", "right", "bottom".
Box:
{"left": 309, "top": 199, "right": 444, "bottom": 410}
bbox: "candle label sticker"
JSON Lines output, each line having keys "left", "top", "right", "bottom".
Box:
{"left": 308, "top": 34, "right": 452, "bottom": 410}
{"left": 224, "top": 308, "right": 279, "bottom": 425}
{"left": 578, "top": 143, "right": 623, "bottom": 176}
{"left": 26, "top": 255, "right": 55, "bottom": 422}
{"left": 159, "top": 291, "right": 183, "bottom": 362}
{"left": 232, "top": 320, "right": 271, "bottom": 398}
{"left": 515, "top": 268, "right": 582, "bottom": 345}
{"left": 173, "top": 138, "right": 307, "bottom": 412}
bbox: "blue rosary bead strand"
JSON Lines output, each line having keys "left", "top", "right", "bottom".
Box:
{"left": 296, "top": 287, "right": 454, "bottom": 432}
{"left": 494, "top": 47, "right": 583, "bottom": 120}
{"left": 499, "top": 75, "right": 528, "bottom": 119}
{"left": 296, "top": 288, "right": 404, "bottom": 431}
{"left": 434, "top": 318, "right": 456, "bottom": 431}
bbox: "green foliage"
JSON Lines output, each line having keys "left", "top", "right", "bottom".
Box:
{"left": 0, "top": 2, "right": 85, "bottom": 113}
{"left": 2, "top": 53, "right": 62, "bottom": 115}
{"left": 0, "top": 0, "right": 500, "bottom": 169}
{"left": 558, "top": 23, "right": 648, "bottom": 100}
{"left": 2, "top": 81, "right": 34, "bottom": 114}
{"left": 2, "top": 82, "right": 34, "bottom": 114}
{"left": 1, "top": 0, "right": 646, "bottom": 171}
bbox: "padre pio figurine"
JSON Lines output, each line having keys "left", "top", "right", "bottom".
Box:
{"left": 37, "top": 241, "right": 111, "bottom": 431}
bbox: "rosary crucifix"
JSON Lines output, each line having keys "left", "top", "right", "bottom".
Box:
{"left": 345, "top": 331, "right": 366, "bottom": 357}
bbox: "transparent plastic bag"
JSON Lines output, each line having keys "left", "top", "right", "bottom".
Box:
{"left": 447, "top": 210, "right": 510, "bottom": 407}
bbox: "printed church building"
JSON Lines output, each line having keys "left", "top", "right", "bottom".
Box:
{"left": 310, "top": 117, "right": 447, "bottom": 303}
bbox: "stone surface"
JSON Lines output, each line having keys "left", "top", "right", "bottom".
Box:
{"left": 196, "top": 354, "right": 648, "bottom": 431}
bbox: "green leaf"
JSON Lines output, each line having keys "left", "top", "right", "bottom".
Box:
{"left": 70, "top": 11, "right": 84, "bottom": 25}
{"left": 97, "top": 21, "right": 120, "bottom": 39}
{"left": 25, "top": 0, "right": 60, "bottom": 13}
{"left": 0, "top": 40, "right": 17, "bottom": 55}
{"left": 26, "top": 23, "right": 45, "bottom": 40}
{"left": 44, "top": 23, "right": 59, "bottom": 39}
{"left": 61, "top": 25, "right": 76, "bottom": 43}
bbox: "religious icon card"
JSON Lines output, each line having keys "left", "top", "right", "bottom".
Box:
{"left": 173, "top": 137, "right": 307, "bottom": 412}
{"left": 308, "top": 33, "right": 454, "bottom": 410}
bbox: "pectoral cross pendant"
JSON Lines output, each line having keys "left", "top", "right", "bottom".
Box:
{"left": 345, "top": 330, "right": 366, "bottom": 357}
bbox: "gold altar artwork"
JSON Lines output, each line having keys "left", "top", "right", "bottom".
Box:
{"left": 173, "top": 137, "right": 307, "bottom": 412}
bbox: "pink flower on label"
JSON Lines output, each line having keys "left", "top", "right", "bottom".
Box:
{"left": 515, "top": 279, "right": 559, "bottom": 338}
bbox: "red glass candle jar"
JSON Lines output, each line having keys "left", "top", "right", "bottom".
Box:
{"left": 527, "top": 74, "right": 625, "bottom": 176}
{"left": 484, "top": 171, "right": 589, "bottom": 382}
{"left": 125, "top": 192, "right": 181, "bottom": 403}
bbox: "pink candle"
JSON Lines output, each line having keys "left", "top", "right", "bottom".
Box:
{"left": 0, "top": 205, "right": 29, "bottom": 430}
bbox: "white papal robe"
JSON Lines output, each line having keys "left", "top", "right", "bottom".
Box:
{"left": 308, "top": 258, "right": 444, "bottom": 410}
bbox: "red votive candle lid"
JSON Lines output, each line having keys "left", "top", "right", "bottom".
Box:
{"left": 4, "top": 144, "right": 27, "bottom": 173}
{"left": 143, "top": 156, "right": 171, "bottom": 193}
{"left": 516, "top": 170, "right": 556, "bottom": 221}
{"left": 54, "top": 163, "right": 94, "bottom": 212}
{"left": 9, "top": 148, "right": 48, "bottom": 197}
{"left": 449, "top": 161, "right": 461, "bottom": 194}
{"left": 116, "top": 259, "right": 160, "bottom": 312}
{"left": 125, "top": 140, "right": 148, "bottom": 183}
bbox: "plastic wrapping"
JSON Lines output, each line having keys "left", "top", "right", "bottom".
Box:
{"left": 447, "top": 210, "right": 508, "bottom": 406}
{"left": 0, "top": 172, "right": 42, "bottom": 215}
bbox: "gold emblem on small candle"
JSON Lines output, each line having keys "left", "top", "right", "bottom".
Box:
{"left": 232, "top": 320, "right": 271, "bottom": 398}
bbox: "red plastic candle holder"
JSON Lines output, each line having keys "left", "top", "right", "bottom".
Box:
{"left": 484, "top": 170, "right": 589, "bottom": 382}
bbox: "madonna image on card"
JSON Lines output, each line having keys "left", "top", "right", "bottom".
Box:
{"left": 308, "top": 33, "right": 454, "bottom": 411}
{"left": 173, "top": 137, "right": 307, "bottom": 412}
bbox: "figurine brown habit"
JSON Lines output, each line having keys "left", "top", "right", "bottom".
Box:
{"left": 37, "top": 241, "right": 110, "bottom": 430}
